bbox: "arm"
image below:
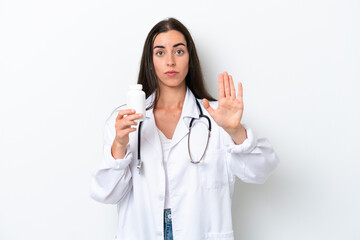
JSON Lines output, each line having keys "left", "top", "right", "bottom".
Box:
{"left": 90, "top": 109, "right": 142, "bottom": 204}
{"left": 224, "top": 125, "right": 279, "bottom": 184}
{"left": 203, "top": 72, "right": 279, "bottom": 183}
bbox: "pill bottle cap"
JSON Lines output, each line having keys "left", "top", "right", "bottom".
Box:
{"left": 129, "top": 84, "right": 143, "bottom": 90}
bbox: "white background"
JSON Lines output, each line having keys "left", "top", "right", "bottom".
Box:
{"left": 0, "top": 0, "right": 359, "bottom": 239}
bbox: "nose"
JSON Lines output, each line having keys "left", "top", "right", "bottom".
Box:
{"left": 167, "top": 54, "right": 176, "bottom": 66}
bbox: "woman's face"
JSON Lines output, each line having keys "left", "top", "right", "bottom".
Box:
{"left": 152, "top": 30, "right": 189, "bottom": 90}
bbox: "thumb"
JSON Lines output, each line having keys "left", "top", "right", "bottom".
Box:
{"left": 202, "top": 99, "right": 215, "bottom": 117}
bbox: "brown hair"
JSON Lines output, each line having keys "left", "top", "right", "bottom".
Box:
{"left": 137, "top": 17, "right": 216, "bottom": 108}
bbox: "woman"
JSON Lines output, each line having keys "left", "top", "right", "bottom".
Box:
{"left": 91, "top": 17, "right": 278, "bottom": 240}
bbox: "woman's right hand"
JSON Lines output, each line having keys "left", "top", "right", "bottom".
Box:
{"left": 111, "top": 109, "right": 143, "bottom": 159}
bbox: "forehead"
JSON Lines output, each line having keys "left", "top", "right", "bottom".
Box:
{"left": 153, "top": 30, "right": 187, "bottom": 46}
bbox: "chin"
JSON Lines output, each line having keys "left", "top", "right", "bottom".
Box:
{"left": 159, "top": 79, "right": 186, "bottom": 89}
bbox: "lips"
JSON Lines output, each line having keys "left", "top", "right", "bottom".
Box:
{"left": 165, "top": 71, "right": 178, "bottom": 77}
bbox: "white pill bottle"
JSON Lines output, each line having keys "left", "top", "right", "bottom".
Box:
{"left": 126, "top": 84, "right": 146, "bottom": 122}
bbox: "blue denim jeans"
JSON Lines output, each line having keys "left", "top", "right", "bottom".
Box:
{"left": 164, "top": 209, "right": 173, "bottom": 240}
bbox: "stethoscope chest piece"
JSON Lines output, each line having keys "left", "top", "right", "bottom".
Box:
{"left": 137, "top": 159, "right": 143, "bottom": 174}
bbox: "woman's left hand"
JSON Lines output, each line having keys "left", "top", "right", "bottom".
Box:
{"left": 203, "top": 72, "right": 247, "bottom": 144}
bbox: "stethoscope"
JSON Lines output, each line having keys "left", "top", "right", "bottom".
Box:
{"left": 137, "top": 98, "right": 212, "bottom": 174}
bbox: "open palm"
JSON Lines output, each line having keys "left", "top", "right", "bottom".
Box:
{"left": 203, "top": 72, "right": 244, "bottom": 133}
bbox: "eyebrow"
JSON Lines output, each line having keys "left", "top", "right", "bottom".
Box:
{"left": 153, "top": 43, "right": 186, "bottom": 49}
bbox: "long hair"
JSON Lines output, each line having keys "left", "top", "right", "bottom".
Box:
{"left": 137, "top": 17, "right": 216, "bottom": 109}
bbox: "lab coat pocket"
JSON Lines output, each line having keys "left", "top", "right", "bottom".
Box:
{"left": 205, "top": 230, "right": 234, "bottom": 239}
{"left": 200, "top": 149, "right": 229, "bottom": 189}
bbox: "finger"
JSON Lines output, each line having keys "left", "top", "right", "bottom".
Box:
{"left": 202, "top": 98, "right": 210, "bottom": 108}
{"left": 237, "top": 82, "right": 243, "bottom": 102}
{"left": 218, "top": 73, "right": 225, "bottom": 99}
{"left": 202, "top": 99, "right": 215, "bottom": 117}
{"left": 116, "top": 113, "right": 140, "bottom": 128}
{"left": 124, "top": 128, "right": 137, "bottom": 134}
{"left": 229, "top": 75, "right": 236, "bottom": 98}
{"left": 117, "top": 109, "right": 135, "bottom": 119}
{"left": 125, "top": 113, "right": 143, "bottom": 121}
{"left": 116, "top": 117, "right": 138, "bottom": 129}
{"left": 125, "top": 119, "right": 138, "bottom": 128}
{"left": 224, "top": 72, "right": 230, "bottom": 97}
{"left": 119, "top": 128, "right": 137, "bottom": 138}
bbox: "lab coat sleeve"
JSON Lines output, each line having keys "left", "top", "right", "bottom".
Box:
{"left": 225, "top": 124, "right": 279, "bottom": 184}
{"left": 90, "top": 111, "right": 133, "bottom": 204}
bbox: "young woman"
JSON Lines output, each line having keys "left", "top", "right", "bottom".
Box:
{"left": 91, "top": 17, "right": 278, "bottom": 240}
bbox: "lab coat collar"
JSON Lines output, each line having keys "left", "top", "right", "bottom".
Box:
{"left": 143, "top": 88, "right": 200, "bottom": 150}
{"left": 181, "top": 88, "right": 200, "bottom": 119}
{"left": 171, "top": 88, "right": 200, "bottom": 148}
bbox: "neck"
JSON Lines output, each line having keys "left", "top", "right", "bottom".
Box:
{"left": 156, "top": 85, "right": 187, "bottom": 110}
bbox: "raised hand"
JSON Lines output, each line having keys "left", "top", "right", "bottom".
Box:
{"left": 203, "top": 72, "right": 247, "bottom": 144}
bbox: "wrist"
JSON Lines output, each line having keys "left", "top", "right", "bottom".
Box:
{"left": 111, "top": 139, "right": 128, "bottom": 159}
{"left": 225, "top": 125, "right": 247, "bottom": 145}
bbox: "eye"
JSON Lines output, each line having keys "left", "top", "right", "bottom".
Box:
{"left": 156, "top": 51, "right": 164, "bottom": 56}
{"left": 176, "top": 50, "right": 184, "bottom": 55}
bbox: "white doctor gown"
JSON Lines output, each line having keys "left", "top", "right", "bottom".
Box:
{"left": 90, "top": 88, "right": 279, "bottom": 240}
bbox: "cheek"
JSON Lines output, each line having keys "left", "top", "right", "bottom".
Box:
{"left": 184, "top": 54, "right": 189, "bottom": 66}
{"left": 153, "top": 59, "right": 162, "bottom": 73}
{"left": 182, "top": 57, "right": 190, "bottom": 72}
